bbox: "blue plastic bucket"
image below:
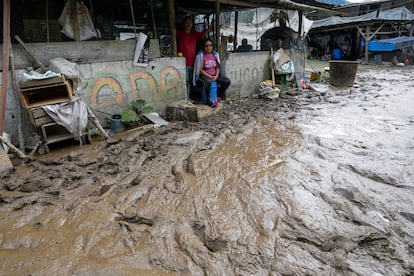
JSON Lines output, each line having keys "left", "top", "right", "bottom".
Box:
{"left": 201, "top": 81, "right": 217, "bottom": 105}
{"left": 332, "top": 48, "right": 343, "bottom": 60}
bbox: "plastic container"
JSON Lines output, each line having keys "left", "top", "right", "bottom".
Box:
{"left": 329, "top": 60, "right": 359, "bottom": 87}
{"left": 109, "top": 114, "right": 125, "bottom": 133}
{"left": 201, "top": 81, "right": 217, "bottom": 105}
{"left": 332, "top": 48, "right": 343, "bottom": 60}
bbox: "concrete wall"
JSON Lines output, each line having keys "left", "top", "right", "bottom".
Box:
{"left": 78, "top": 58, "right": 186, "bottom": 122}
{"left": 224, "top": 51, "right": 271, "bottom": 99}
{"left": 1, "top": 41, "right": 271, "bottom": 146}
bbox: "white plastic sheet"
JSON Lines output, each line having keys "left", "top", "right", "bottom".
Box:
{"left": 58, "top": 1, "right": 97, "bottom": 41}
{"left": 49, "top": 57, "right": 80, "bottom": 80}
{"left": 43, "top": 96, "right": 88, "bottom": 141}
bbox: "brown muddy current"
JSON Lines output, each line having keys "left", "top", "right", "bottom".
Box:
{"left": 1, "top": 66, "right": 413, "bottom": 275}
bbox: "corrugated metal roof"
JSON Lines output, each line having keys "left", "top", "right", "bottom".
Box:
{"left": 311, "top": 6, "right": 414, "bottom": 29}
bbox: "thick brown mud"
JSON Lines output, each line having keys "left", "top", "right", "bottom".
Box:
{"left": 1, "top": 66, "right": 413, "bottom": 275}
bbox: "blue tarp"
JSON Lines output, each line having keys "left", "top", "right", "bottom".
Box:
{"left": 368, "top": 36, "right": 414, "bottom": 51}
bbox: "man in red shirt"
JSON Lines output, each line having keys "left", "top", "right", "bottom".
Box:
{"left": 176, "top": 16, "right": 213, "bottom": 99}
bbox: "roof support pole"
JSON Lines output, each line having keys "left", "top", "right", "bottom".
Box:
{"left": 1, "top": 0, "right": 11, "bottom": 134}
{"left": 129, "top": 0, "right": 138, "bottom": 39}
{"left": 168, "top": 0, "right": 177, "bottom": 56}
{"left": 234, "top": 11, "right": 239, "bottom": 50}
{"left": 150, "top": 0, "right": 158, "bottom": 38}
{"left": 298, "top": 10, "right": 303, "bottom": 40}
{"left": 46, "top": 0, "right": 50, "bottom": 42}
{"left": 364, "top": 25, "right": 370, "bottom": 64}
{"left": 215, "top": 0, "right": 221, "bottom": 51}
{"left": 357, "top": 24, "right": 383, "bottom": 64}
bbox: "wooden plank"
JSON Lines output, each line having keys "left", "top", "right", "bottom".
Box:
{"left": 26, "top": 97, "right": 71, "bottom": 109}
{"left": 31, "top": 107, "right": 48, "bottom": 118}
{"left": 34, "top": 116, "right": 54, "bottom": 126}
{"left": 70, "top": 0, "right": 81, "bottom": 41}
{"left": 19, "top": 75, "right": 66, "bottom": 89}
{"left": 26, "top": 107, "right": 53, "bottom": 126}
{"left": 168, "top": 0, "right": 177, "bottom": 56}
{"left": 14, "top": 35, "right": 47, "bottom": 72}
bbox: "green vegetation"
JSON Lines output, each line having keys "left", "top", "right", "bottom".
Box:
{"left": 121, "top": 100, "right": 154, "bottom": 126}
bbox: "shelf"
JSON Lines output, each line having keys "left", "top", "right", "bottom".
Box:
{"left": 27, "top": 106, "right": 54, "bottom": 127}
{"left": 40, "top": 122, "right": 89, "bottom": 153}
{"left": 41, "top": 123, "right": 74, "bottom": 153}
{"left": 20, "top": 79, "right": 73, "bottom": 109}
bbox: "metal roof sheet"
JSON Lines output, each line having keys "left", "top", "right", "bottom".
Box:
{"left": 311, "top": 6, "right": 414, "bottom": 29}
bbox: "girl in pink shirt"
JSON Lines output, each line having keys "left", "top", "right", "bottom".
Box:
{"left": 193, "top": 38, "right": 231, "bottom": 107}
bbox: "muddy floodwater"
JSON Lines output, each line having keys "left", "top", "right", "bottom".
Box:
{"left": 1, "top": 66, "right": 413, "bottom": 275}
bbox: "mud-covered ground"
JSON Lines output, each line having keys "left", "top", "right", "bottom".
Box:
{"left": 1, "top": 65, "right": 413, "bottom": 275}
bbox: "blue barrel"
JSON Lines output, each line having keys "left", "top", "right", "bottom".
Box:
{"left": 332, "top": 48, "right": 343, "bottom": 60}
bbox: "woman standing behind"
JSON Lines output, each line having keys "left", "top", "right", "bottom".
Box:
{"left": 193, "top": 38, "right": 231, "bottom": 107}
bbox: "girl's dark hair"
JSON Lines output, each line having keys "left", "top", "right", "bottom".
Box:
{"left": 202, "top": 37, "right": 214, "bottom": 47}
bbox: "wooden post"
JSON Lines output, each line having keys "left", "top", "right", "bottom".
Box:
{"left": 364, "top": 25, "right": 370, "bottom": 64}
{"left": 298, "top": 10, "right": 305, "bottom": 69}
{"left": 215, "top": 0, "right": 221, "bottom": 51}
{"left": 150, "top": 0, "right": 158, "bottom": 39}
{"left": 0, "top": 0, "right": 14, "bottom": 171}
{"left": 298, "top": 10, "right": 303, "bottom": 41}
{"left": 70, "top": 0, "right": 81, "bottom": 41}
{"left": 46, "top": 0, "right": 50, "bottom": 42}
{"left": 0, "top": 135, "right": 31, "bottom": 160}
{"left": 270, "top": 47, "right": 275, "bottom": 87}
{"left": 234, "top": 11, "right": 239, "bottom": 50}
{"left": 129, "top": 0, "right": 138, "bottom": 39}
{"left": 1, "top": 0, "right": 11, "bottom": 134}
{"left": 168, "top": 0, "right": 177, "bottom": 56}
{"left": 9, "top": 43, "right": 25, "bottom": 151}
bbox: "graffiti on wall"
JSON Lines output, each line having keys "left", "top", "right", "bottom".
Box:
{"left": 89, "top": 65, "right": 183, "bottom": 110}
{"left": 89, "top": 77, "right": 125, "bottom": 107}
{"left": 129, "top": 72, "right": 158, "bottom": 103}
{"left": 227, "top": 55, "right": 271, "bottom": 83}
{"left": 229, "top": 66, "right": 260, "bottom": 82}
{"left": 159, "top": 66, "right": 182, "bottom": 100}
